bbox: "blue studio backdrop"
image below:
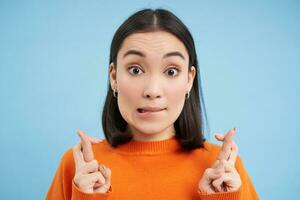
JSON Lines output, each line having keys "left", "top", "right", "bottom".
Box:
{"left": 0, "top": 1, "right": 299, "bottom": 199}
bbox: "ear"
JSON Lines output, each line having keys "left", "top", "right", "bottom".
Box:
{"left": 187, "top": 66, "right": 196, "bottom": 92}
{"left": 109, "top": 62, "right": 117, "bottom": 91}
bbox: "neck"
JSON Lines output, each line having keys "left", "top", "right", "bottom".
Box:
{"left": 114, "top": 134, "right": 181, "bottom": 155}
{"left": 127, "top": 125, "right": 176, "bottom": 142}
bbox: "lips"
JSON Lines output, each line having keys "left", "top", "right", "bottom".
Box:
{"left": 137, "top": 107, "right": 166, "bottom": 113}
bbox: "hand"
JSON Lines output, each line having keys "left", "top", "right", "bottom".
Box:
{"left": 72, "top": 130, "right": 112, "bottom": 193}
{"left": 198, "top": 128, "right": 242, "bottom": 194}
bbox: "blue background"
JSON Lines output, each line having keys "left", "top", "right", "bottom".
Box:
{"left": 1, "top": 0, "right": 299, "bottom": 199}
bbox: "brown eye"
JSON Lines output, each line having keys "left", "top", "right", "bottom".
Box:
{"left": 165, "top": 68, "right": 180, "bottom": 77}
{"left": 128, "top": 66, "right": 143, "bottom": 75}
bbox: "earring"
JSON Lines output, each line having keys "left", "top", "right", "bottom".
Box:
{"left": 113, "top": 88, "right": 118, "bottom": 98}
{"left": 185, "top": 91, "right": 190, "bottom": 99}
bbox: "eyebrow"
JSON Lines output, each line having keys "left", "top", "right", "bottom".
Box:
{"left": 123, "top": 49, "right": 186, "bottom": 60}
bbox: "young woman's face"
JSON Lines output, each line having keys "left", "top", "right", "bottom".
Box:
{"left": 109, "top": 31, "right": 196, "bottom": 141}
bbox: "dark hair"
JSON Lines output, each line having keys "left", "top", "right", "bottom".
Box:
{"left": 102, "top": 8, "right": 208, "bottom": 151}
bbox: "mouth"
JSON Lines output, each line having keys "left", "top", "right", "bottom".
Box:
{"left": 137, "top": 108, "right": 166, "bottom": 113}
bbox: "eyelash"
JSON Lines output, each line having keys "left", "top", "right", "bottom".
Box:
{"left": 127, "top": 65, "right": 181, "bottom": 77}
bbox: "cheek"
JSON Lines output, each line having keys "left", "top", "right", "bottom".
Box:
{"left": 166, "top": 82, "right": 187, "bottom": 112}
{"left": 116, "top": 76, "right": 140, "bottom": 122}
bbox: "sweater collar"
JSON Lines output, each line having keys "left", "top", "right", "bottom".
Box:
{"left": 114, "top": 136, "right": 182, "bottom": 155}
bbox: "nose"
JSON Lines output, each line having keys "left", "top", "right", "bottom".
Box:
{"left": 143, "top": 76, "right": 163, "bottom": 99}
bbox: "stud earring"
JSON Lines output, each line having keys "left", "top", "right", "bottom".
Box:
{"left": 113, "top": 88, "right": 118, "bottom": 98}
{"left": 185, "top": 91, "right": 190, "bottom": 99}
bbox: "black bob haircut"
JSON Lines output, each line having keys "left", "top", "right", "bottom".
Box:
{"left": 101, "top": 8, "right": 209, "bottom": 151}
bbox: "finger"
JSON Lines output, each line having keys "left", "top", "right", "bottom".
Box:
{"left": 217, "top": 128, "right": 236, "bottom": 142}
{"left": 79, "top": 171, "right": 106, "bottom": 189}
{"left": 213, "top": 159, "right": 235, "bottom": 173}
{"left": 88, "top": 136, "right": 103, "bottom": 144}
{"left": 212, "top": 175, "right": 224, "bottom": 192}
{"left": 99, "top": 164, "right": 112, "bottom": 186}
{"left": 228, "top": 140, "right": 239, "bottom": 165}
{"left": 203, "top": 168, "right": 223, "bottom": 182}
{"left": 89, "top": 171, "right": 106, "bottom": 185}
{"left": 77, "top": 159, "right": 99, "bottom": 175}
{"left": 72, "top": 142, "right": 85, "bottom": 169}
{"left": 212, "top": 173, "right": 231, "bottom": 192}
{"left": 215, "top": 173, "right": 235, "bottom": 191}
{"left": 222, "top": 160, "right": 235, "bottom": 173}
{"left": 211, "top": 159, "right": 225, "bottom": 172}
{"left": 214, "top": 133, "right": 224, "bottom": 141}
{"left": 199, "top": 167, "right": 223, "bottom": 194}
{"left": 216, "top": 128, "right": 237, "bottom": 160}
{"left": 221, "top": 173, "right": 234, "bottom": 187}
{"left": 211, "top": 160, "right": 220, "bottom": 168}
{"left": 77, "top": 130, "right": 94, "bottom": 162}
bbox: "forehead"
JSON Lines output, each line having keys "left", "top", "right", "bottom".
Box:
{"left": 118, "top": 31, "right": 188, "bottom": 59}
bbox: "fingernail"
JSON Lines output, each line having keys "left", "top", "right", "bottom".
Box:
{"left": 77, "top": 130, "right": 84, "bottom": 137}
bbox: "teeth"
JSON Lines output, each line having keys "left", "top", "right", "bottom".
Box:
{"left": 138, "top": 109, "right": 146, "bottom": 113}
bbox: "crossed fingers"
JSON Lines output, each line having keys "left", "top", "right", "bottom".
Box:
{"left": 72, "top": 130, "right": 102, "bottom": 170}
{"left": 215, "top": 128, "right": 238, "bottom": 165}
{"left": 198, "top": 128, "right": 241, "bottom": 193}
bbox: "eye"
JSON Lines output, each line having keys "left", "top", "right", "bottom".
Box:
{"left": 165, "top": 67, "right": 180, "bottom": 77}
{"left": 128, "top": 65, "right": 143, "bottom": 75}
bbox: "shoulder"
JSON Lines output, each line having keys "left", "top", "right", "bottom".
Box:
{"left": 92, "top": 139, "right": 113, "bottom": 153}
{"left": 58, "top": 146, "right": 75, "bottom": 171}
{"left": 196, "top": 140, "right": 222, "bottom": 157}
{"left": 202, "top": 140, "right": 222, "bottom": 152}
{"left": 183, "top": 141, "right": 222, "bottom": 167}
{"left": 90, "top": 139, "right": 116, "bottom": 162}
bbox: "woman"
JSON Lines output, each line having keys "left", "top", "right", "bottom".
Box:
{"left": 46, "top": 8, "right": 259, "bottom": 200}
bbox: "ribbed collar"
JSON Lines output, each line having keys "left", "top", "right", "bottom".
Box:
{"left": 114, "top": 136, "right": 182, "bottom": 155}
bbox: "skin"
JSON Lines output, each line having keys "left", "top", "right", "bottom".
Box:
{"left": 72, "top": 31, "right": 242, "bottom": 194}
{"left": 109, "top": 31, "right": 196, "bottom": 142}
{"left": 73, "top": 130, "right": 111, "bottom": 193}
{"left": 198, "top": 128, "right": 242, "bottom": 193}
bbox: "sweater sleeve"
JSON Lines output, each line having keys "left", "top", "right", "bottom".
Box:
{"left": 197, "top": 156, "right": 259, "bottom": 200}
{"left": 45, "top": 148, "right": 112, "bottom": 200}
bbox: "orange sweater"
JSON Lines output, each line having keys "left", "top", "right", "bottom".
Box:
{"left": 46, "top": 136, "right": 259, "bottom": 200}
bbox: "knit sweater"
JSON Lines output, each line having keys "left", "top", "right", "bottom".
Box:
{"left": 46, "top": 136, "right": 259, "bottom": 200}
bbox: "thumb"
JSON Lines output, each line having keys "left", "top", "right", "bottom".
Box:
{"left": 77, "top": 130, "right": 94, "bottom": 162}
